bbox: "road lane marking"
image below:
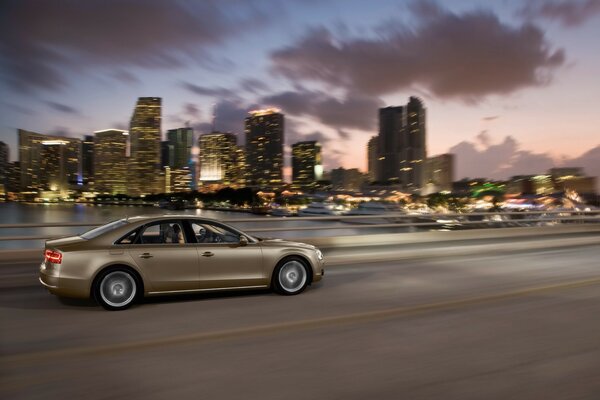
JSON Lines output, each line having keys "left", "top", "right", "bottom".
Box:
{"left": 3, "top": 276, "right": 600, "bottom": 365}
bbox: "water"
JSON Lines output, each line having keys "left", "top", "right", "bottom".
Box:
{"left": 0, "top": 203, "right": 406, "bottom": 249}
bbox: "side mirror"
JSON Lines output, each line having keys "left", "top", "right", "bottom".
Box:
{"left": 239, "top": 236, "right": 248, "bottom": 246}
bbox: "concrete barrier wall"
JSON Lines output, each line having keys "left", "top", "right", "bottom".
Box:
{"left": 2, "top": 225, "right": 599, "bottom": 263}
{"left": 297, "top": 225, "right": 600, "bottom": 249}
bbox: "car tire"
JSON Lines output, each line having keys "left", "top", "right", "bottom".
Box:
{"left": 273, "top": 257, "right": 309, "bottom": 296}
{"left": 93, "top": 268, "right": 139, "bottom": 311}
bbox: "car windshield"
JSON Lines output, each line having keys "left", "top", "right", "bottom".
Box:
{"left": 80, "top": 219, "right": 128, "bottom": 240}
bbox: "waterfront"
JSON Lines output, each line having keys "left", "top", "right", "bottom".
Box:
{"left": 0, "top": 203, "right": 407, "bottom": 249}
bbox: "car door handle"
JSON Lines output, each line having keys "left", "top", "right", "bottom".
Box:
{"left": 201, "top": 251, "right": 214, "bottom": 257}
{"left": 139, "top": 253, "right": 153, "bottom": 259}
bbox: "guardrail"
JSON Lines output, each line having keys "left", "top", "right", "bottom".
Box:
{"left": 0, "top": 210, "right": 599, "bottom": 242}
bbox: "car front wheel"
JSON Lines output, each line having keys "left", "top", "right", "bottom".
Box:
{"left": 94, "top": 269, "right": 138, "bottom": 310}
{"left": 273, "top": 257, "right": 309, "bottom": 295}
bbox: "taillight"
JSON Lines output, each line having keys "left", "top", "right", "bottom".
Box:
{"left": 44, "top": 249, "right": 62, "bottom": 264}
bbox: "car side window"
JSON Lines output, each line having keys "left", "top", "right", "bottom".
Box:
{"left": 116, "top": 229, "right": 138, "bottom": 244}
{"left": 139, "top": 222, "right": 186, "bottom": 244}
{"left": 191, "top": 222, "right": 240, "bottom": 244}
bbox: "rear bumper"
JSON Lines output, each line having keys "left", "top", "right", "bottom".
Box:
{"left": 39, "top": 262, "right": 89, "bottom": 298}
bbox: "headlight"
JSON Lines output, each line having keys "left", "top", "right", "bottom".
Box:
{"left": 315, "top": 248, "right": 324, "bottom": 261}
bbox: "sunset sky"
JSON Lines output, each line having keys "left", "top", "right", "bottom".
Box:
{"left": 0, "top": 0, "right": 598, "bottom": 180}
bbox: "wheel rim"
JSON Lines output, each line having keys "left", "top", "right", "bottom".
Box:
{"left": 100, "top": 271, "right": 136, "bottom": 307}
{"left": 278, "top": 260, "right": 307, "bottom": 292}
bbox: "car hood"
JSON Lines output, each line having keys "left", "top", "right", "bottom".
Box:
{"left": 258, "top": 238, "right": 316, "bottom": 250}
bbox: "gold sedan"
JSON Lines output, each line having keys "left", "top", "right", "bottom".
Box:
{"left": 39, "top": 216, "right": 325, "bottom": 310}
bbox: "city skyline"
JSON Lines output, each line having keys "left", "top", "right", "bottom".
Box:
{"left": 0, "top": 1, "right": 599, "bottom": 182}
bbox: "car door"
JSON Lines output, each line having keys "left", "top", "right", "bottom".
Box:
{"left": 127, "top": 220, "right": 200, "bottom": 293}
{"left": 188, "top": 220, "right": 265, "bottom": 289}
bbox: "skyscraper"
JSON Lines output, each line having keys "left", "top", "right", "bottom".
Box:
{"left": 0, "top": 141, "right": 8, "bottom": 188}
{"left": 423, "top": 154, "right": 454, "bottom": 193}
{"left": 245, "top": 108, "right": 284, "bottom": 187}
{"left": 375, "top": 97, "right": 427, "bottom": 191}
{"left": 18, "top": 129, "right": 81, "bottom": 193}
{"left": 377, "top": 106, "right": 404, "bottom": 183}
{"left": 292, "top": 140, "right": 322, "bottom": 188}
{"left": 367, "top": 136, "right": 378, "bottom": 182}
{"left": 166, "top": 127, "right": 193, "bottom": 169}
{"left": 128, "top": 97, "right": 161, "bottom": 196}
{"left": 198, "top": 132, "right": 241, "bottom": 186}
{"left": 82, "top": 135, "right": 94, "bottom": 187}
{"left": 402, "top": 96, "right": 427, "bottom": 191}
{"left": 94, "top": 129, "right": 128, "bottom": 194}
{"left": 160, "top": 140, "right": 170, "bottom": 168}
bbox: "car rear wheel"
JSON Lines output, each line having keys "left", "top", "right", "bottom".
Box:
{"left": 273, "top": 257, "right": 309, "bottom": 295}
{"left": 94, "top": 269, "right": 138, "bottom": 310}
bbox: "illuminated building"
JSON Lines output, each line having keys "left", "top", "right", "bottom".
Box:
{"left": 18, "top": 129, "right": 81, "bottom": 193}
{"left": 128, "top": 97, "right": 161, "bottom": 196}
{"left": 367, "top": 136, "right": 378, "bottom": 182}
{"left": 403, "top": 97, "right": 427, "bottom": 190}
{"left": 0, "top": 141, "right": 8, "bottom": 188}
{"left": 167, "top": 127, "right": 193, "bottom": 169}
{"left": 245, "top": 108, "right": 284, "bottom": 187}
{"left": 82, "top": 135, "right": 94, "bottom": 187}
{"left": 330, "top": 168, "right": 367, "bottom": 192}
{"left": 291, "top": 140, "right": 322, "bottom": 188}
{"left": 376, "top": 97, "right": 427, "bottom": 191}
{"left": 423, "top": 154, "right": 454, "bottom": 193}
{"left": 6, "top": 162, "right": 20, "bottom": 193}
{"left": 234, "top": 146, "right": 246, "bottom": 187}
{"left": 160, "top": 141, "right": 170, "bottom": 168}
{"left": 377, "top": 106, "right": 403, "bottom": 184}
{"left": 549, "top": 167, "right": 597, "bottom": 194}
{"left": 170, "top": 167, "right": 192, "bottom": 193}
{"left": 93, "top": 129, "right": 128, "bottom": 194}
{"left": 199, "top": 132, "right": 244, "bottom": 187}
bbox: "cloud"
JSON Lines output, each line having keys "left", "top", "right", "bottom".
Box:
{"left": 450, "top": 134, "right": 562, "bottom": 179}
{"left": 45, "top": 101, "right": 80, "bottom": 115}
{"left": 181, "top": 82, "right": 236, "bottom": 98}
{"left": 111, "top": 70, "right": 140, "bottom": 84}
{"left": 568, "top": 145, "right": 600, "bottom": 180}
{"left": 288, "top": 129, "right": 332, "bottom": 146}
{"left": 262, "top": 89, "right": 382, "bottom": 131}
{"left": 482, "top": 115, "right": 499, "bottom": 121}
{"left": 189, "top": 99, "right": 259, "bottom": 142}
{"left": 0, "top": 0, "right": 271, "bottom": 92}
{"left": 183, "top": 103, "right": 201, "bottom": 119}
{"left": 520, "top": 0, "right": 600, "bottom": 27}
{"left": 2, "top": 102, "right": 35, "bottom": 115}
{"left": 239, "top": 78, "right": 270, "bottom": 93}
{"left": 476, "top": 130, "right": 491, "bottom": 148}
{"left": 271, "top": 2, "right": 564, "bottom": 101}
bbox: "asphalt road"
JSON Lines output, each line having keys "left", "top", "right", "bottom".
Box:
{"left": 2, "top": 243, "right": 600, "bottom": 399}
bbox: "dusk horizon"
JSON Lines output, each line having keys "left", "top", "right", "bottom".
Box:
{"left": 1, "top": 0, "right": 599, "bottom": 181}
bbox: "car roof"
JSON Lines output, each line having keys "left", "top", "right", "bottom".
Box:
{"left": 125, "top": 215, "right": 222, "bottom": 223}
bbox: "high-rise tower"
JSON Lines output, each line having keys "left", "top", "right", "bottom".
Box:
{"left": 377, "top": 106, "right": 404, "bottom": 183}
{"left": 128, "top": 97, "right": 161, "bottom": 196}
{"left": 292, "top": 140, "right": 322, "bottom": 188}
{"left": 18, "top": 129, "right": 81, "bottom": 193}
{"left": 402, "top": 96, "right": 427, "bottom": 191}
{"left": 245, "top": 108, "right": 284, "bottom": 187}
{"left": 375, "top": 97, "right": 427, "bottom": 191}
{"left": 198, "top": 132, "right": 242, "bottom": 186}
{"left": 367, "top": 136, "right": 378, "bottom": 182}
{"left": 166, "top": 127, "right": 193, "bottom": 169}
{"left": 94, "top": 129, "right": 128, "bottom": 194}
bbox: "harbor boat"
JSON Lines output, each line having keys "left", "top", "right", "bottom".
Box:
{"left": 344, "top": 201, "right": 406, "bottom": 224}
{"left": 298, "top": 202, "right": 343, "bottom": 216}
